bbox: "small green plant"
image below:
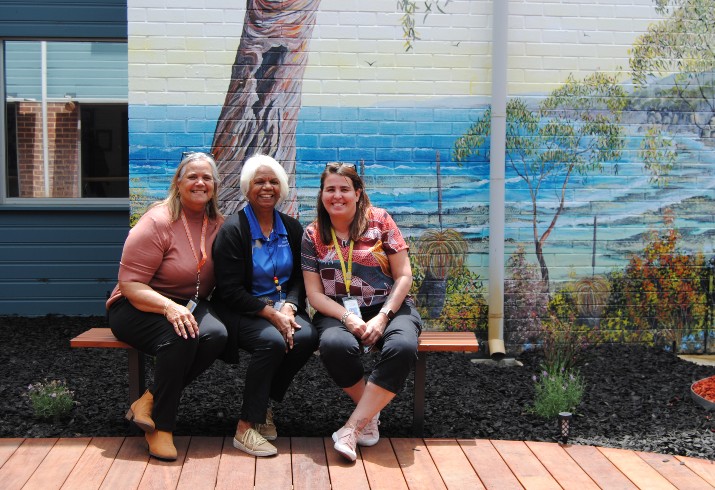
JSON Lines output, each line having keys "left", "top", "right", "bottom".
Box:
{"left": 26, "top": 379, "right": 76, "bottom": 421}
{"left": 531, "top": 368, "right": 585, "bottom": 419}
{"left": 540, "top": 307, "right": 593, "bottom": 373}
{"left": 531, "top": 307, "right": 592, "bottom": 419}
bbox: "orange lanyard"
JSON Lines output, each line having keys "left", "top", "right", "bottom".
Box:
{"left": 180, "top": 211, "right": 208, "bottom": 300}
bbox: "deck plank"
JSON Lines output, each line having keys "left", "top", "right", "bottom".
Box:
{"left": 291, "top": 436, "right": 331, "bottom": 490}
{"left": 4, "top": 436, "right": 714, "bottom": 489}
{"left": 360, "top": 438, "right": 409, "bottom": 489}
{"left": 563, "top": 444, "right": 637, "bottom": 489}
{"left": 599, "top": 447, "right": 676, "bottom": 490}
{"left": 458, "top": 439, "right": 522, "bottom": 490}
{"left": 100, "top": 437, "right": 149, "bottom": 490}
{"left": 637, "top": 451, "right": 713, "bottom": 490}
{"left": 61, "top": 437, "right": 124, "bottom": 490}
{"left": 177, "top": 436, "right": 223, "bottom": 490}
{"left": 214, "top": 436, "right": 256, "bottom": 489}
{"left": 424, "top": 439, "right": 485, "bottom": 490}
{"left": 137, "top": 435, "right": 190, "bottom": 490}
{"left": 0, "top": 438, "right": 58, "bottom": 490}
{"left": 0, "top": 438, "right": 23, "bottom": 468}
{"left": 254, "top": 437, "right": 292, "bottom": 490}
{"left": 24, "top": 437, "right": 91, "bottom": 490}
{"left": 323, "top": 436, "right": 371, "bottom": 490}
{"left": 392, "top": 438, "right": 447, "bottom": 490}
{"left": 675, "top": 455, "right": 715, "bottom": 487}
{"left": 525, "top": 441, "right": 600, "bottom": 490}
{"left": 491, "top": 439, "right": 560, "bottom": 489}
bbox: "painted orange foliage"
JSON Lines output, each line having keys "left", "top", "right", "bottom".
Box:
{"left": 620, "top": 210, "right": 706, "bottom": 346}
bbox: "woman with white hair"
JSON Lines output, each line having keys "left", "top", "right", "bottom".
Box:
{"left": 213, "top": 154, "right": 318, "bottom": 457}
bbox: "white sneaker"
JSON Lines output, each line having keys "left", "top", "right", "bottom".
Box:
{"left": 332, "top": 425, "right": 358, "bottom": 462}
{"left": 357, "top": 412, "right": 380, "bottom": 446}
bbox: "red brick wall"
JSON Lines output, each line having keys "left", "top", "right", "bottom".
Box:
{"left": 15, "top": 101, "right": 79, "bottom": 198}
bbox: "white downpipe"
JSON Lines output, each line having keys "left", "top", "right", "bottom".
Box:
{"left": 41, "top": 41, "right": 50, "bottom": 197}
{"left": 487, "top": 0, "right": 508, "bottom": 358}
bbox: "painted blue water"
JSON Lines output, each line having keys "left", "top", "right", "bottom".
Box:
{"left": 129, "top": 105, "right": 715, "bottom": 256}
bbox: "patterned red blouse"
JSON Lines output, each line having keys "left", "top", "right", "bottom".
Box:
{"left": 301, "top": 207, "right": 409, "bottom": 307}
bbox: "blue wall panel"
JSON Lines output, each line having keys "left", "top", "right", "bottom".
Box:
{"left": 0, "top": 0, "right": 127, "bottom": 39}
{"left": 0, "top": 209, "right": 128, "bottom": 316}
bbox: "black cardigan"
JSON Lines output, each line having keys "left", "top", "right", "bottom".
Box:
{"left": 213, "top": 208, "right": 306, "bottom": 315}
{"left": 212, "top": 209, "right": 305, "bottom": 364}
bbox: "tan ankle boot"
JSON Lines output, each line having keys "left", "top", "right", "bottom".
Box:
{"left": 145, "top": 430, "right": 177, "bottom": 461}
{"left": 125, "top": 390, "right": 155, "bottom": 433}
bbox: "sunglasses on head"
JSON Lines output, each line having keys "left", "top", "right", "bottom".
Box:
{"left": 325, "top": 162, "right": 357, "bottom": 171}
{"left": 181, "top": 151, "right": 215, "bottom": 161}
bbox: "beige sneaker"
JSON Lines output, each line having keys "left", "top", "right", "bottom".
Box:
{"left": 256, "top": 408, "right": 277, "bottom": 441}
{"left": 233, "top": 427, "right": 277, "bottom": 457}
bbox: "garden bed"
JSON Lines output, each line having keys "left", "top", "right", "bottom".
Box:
{"left": 1, "top": 315, "right": 714, "bottom": 460}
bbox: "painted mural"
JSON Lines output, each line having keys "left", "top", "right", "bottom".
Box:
{"left": 128, "top": 0, "right": 714, "bottom": 354}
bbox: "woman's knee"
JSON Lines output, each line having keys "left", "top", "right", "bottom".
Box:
{"left": 381, "top": 336, "right": 418, "bottom": 365}
{"left": 255, "top": 329, "right": 289, "bottom": 356}
{"left": 319, "top": 327, "right": 358, "bottom": 360}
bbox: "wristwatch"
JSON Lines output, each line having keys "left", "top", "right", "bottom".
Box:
{"left": 379, "top": 306, "right": 395, "bottom": 320}
{"left": 285, "top": 302, "right": 298, "bottom": 313}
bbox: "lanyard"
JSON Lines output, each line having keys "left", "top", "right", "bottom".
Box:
{"left": 266, "top": 234, "right": 284, "bottom": 301}
{"left": 331, "top": 228, "right": 354, "bottom": 296}
{"left": 180, "top": 211, "right": 208, "bottom": 301}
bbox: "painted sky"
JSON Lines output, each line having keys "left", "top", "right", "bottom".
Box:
{"left": 128, "top": 0, "right": 661, "bottom": 106}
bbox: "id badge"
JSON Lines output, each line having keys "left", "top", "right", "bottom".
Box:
{"left": 186, "top": 299, "right": 198, "bottom": 313}
{"left": 341, "top": 297, "right": 362, "bottom": 319}
{"left": 274, "top": 301, "right": 284, "bottom": 311}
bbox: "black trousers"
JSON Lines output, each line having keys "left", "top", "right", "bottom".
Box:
{"left": 314, "top": 300, "right": 421, "bottom": 394}
{"left": 218, "top": 308, "right": 319, "bottom": 423}
{"left": 108, "top": 297, "right": 228, "bottom": 431}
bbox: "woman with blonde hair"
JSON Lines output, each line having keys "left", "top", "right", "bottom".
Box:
{"left": 107, "top": 151, "right": 227, "bottom": 461}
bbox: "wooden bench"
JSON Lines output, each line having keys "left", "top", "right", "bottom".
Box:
{"left": 70, "top": 328, "right": 479, "bottom": 436}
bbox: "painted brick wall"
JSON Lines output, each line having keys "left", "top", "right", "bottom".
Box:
{"left": 127, "top": 0, "right": 715, "bottom": 352}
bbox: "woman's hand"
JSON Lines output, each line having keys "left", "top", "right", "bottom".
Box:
{"left": 164, "top": 300, "right": 199, "bottom": 339}
{"left": 260, "top": 307, "right": 300, "bottom": 350}
{"left": 119, "top": 281, "right": 199, "bottom": 340}
{"left": 361, "top": 314, "right": 388, "bottom": 347}
{"left": 344, "top": 313, "right": 367, "bottom": 338}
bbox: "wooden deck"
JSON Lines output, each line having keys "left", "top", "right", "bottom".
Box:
{"left": 1, "top": 436, "right": 713, "bottom": 489}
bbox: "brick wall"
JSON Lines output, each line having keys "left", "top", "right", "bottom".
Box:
{"left": 126, "top": 1, "right": 715, "bottom": 352}
{"left": 15, "top": 101, "right": 80, "bottom": 198}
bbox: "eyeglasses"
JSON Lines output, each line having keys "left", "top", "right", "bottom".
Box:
{"left": 324, "top": 162, "right": 357, "bottom": 171}
{"left": 181, "top": 151, "right": 216, "bottom": 161}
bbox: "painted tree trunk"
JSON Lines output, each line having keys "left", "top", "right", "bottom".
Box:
{"left": 212, "top": 0, "right": 320, "bottom": 216}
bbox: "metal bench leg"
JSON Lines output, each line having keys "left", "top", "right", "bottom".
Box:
{"left": 413, "top": 353, "right": 427, "bottom": 436}
{"left": 127, "top": 349, "right": 146, "bottom": 404}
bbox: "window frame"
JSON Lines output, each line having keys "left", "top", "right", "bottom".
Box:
{"left": 0, "top": 39, "right": 129, "bottom": 210}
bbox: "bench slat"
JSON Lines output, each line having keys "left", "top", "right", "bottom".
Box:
{"left": 71, "top": 328, "right": 479, "bottom": 352}
{"left": 69, "top": 328, "right": 131, "bottom": 349}
{"left": 417, "top": 331, "right": 479, "bottom": 352}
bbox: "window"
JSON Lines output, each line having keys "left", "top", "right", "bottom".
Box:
{"left": 3, "top": 40, "right": 128, "bottom": 201}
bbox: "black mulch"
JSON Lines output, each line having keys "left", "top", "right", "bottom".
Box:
{"left": 1, "top": 315, "right": 714, "bottom": 460}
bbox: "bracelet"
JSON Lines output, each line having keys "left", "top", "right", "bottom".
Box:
{"left": 340, "top": 310, "right": 353, "bottom": 325}
{"left": 163, "top": 299, "right": 173, "bottom": 317}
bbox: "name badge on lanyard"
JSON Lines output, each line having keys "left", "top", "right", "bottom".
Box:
{"left": 181, "top": 211, "right": 208, "bottom": 313}
{"left": 332, "top": 228, "right": 363, "bottom": 320}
